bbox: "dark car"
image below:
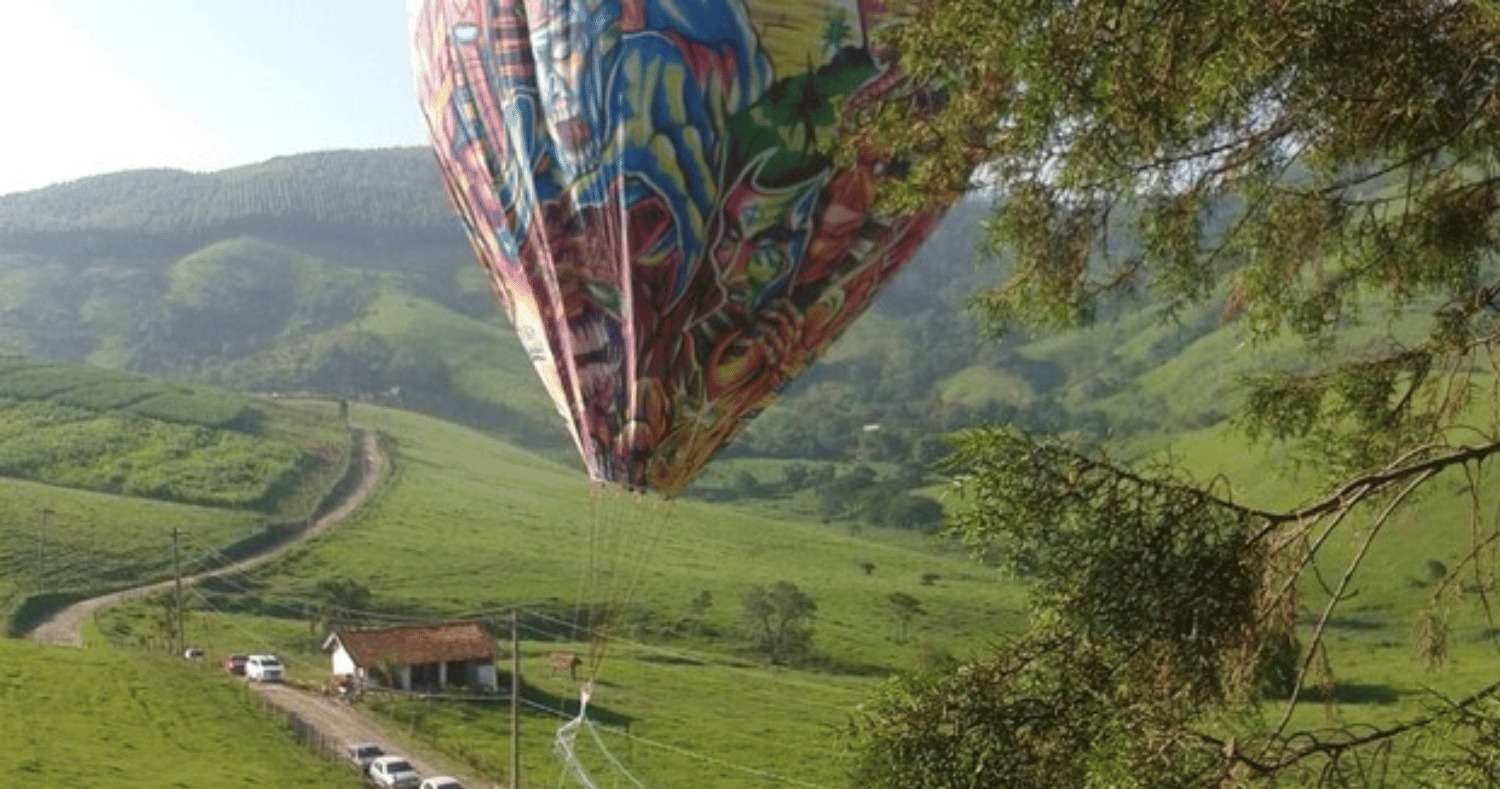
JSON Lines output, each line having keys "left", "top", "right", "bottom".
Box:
{"left": 223, "top": 653, "right": 249, "bottom": 675}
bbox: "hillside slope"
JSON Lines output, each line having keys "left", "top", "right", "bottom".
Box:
{"left": 0, "top": 149, "right": 1227, "bottom": 472}
{"left": 0, "top": 148, "right": 1437, "bottom": 520}
{"left": 0, "top": 357, "right": 350, "bottom": 628}
{"left": 0, "top": 637, "right": 360, "bottom": 787}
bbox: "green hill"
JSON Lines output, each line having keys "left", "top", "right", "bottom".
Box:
{"left": 0, "top": 635, "right": 360, "bottom": 787}
{"left": 86, "top": 401, "right": 1500, "bottom": 786}
{"left": 1, "top": 146, "right": 1465, "bottom": 533}
{"left": 0, "top": 356, "right": 350, "bottom": 629}
{"left": 98, "top": 403, "right": 1024, "bottom": 787}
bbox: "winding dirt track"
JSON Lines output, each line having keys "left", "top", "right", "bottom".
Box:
{"left": 255, "top": 683, "right": 490, "bottom": 788}
{"left": 21, "top": 428, "right": 493, "bottom": 786}
{"left": 26, "top": 428, "right": 385, "bottom": 647}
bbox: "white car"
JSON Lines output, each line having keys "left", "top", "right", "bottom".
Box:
{"left": 368, "top": 755, "right": 422, "bottom": 788}
{"left": 346, "top": 742, "right": 385, "bottom": 773}
{"left": 420, "top": 778, "right": 463, "bottom": 789}
{"left": 244, "top": 654, "right": 285, "bottom": 682}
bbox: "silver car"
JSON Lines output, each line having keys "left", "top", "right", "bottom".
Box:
{"left": 345, "top": 742, "right": 384, "bottom": 774}
{"left": 368, "top": 755, "right": 421, "bottom": 789}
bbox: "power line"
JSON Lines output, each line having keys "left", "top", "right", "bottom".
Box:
{"left": 166, "top": 559, "right": 860, "bottom": 716}
{"left": 513, "top": 695, "right": 832, "bottom": 789}
{"left": 184, "top": 585, "right": 286, "bottom": 651}
{"left": 180, "top": 579, "right": 838, "bottom": 788}
{"left": 508, "top": 621, "right": 853, "bottom": 716}
{"left": 519, "top": 609, "right": 859, "bottom": 709}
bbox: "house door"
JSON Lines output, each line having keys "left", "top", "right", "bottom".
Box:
{"left": 410, "top": 662, "right": 439, "bottom": 689}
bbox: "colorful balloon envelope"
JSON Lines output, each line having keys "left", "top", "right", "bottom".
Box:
{"left": 410, "top": 0, "right": 950, "bottom": 496}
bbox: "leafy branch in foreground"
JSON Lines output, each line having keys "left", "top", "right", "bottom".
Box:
{"left": 842, "top": 2, "right": 1500, "bottom": 785}
{"left": 840, "top": 0, "right": 1500, "bottom": 477}
{"left": 849, "top": 428, "right": 1500, "bottom": 787}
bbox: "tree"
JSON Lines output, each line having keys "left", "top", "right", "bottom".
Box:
{"left": 729, "top": 470, "right": 759, "bottom": 499}
{"left": 910, "top": 435, "right": 948, "bottom": 467}
{"left": 887, "top": 592, "right": 924, "bottom": 644}
{"left": 313, "top": 577, "right": 372, "bottom": 631}
{"left": 781, "top": 463, "right": 810, "bottom": 491}
{"left": 860, "top": 560, "right": 877, "bottom": 577}
{"left": 741, "top": 581, "right": 817, "bottom": 665}
{"left": 846, "top": 2, "right": 1500, "bottom": 785}
{"left": 685, "top": 589, "right": 714, "bottom": 635}
{"left": 887, "top": 495, "right": 944, "bottom": 534}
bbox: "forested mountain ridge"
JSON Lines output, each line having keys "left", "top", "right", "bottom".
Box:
{"left": 0, "top": 148, "right": 456, "bottom": 237}
{"left": 0, "top": 148, "right": 1245, "bottom": 483}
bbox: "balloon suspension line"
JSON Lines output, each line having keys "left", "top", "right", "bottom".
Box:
{"left": 587, "top": 495, "right": 675, "bottom": 679}
{"left": 555, "top": 486, "right": 676, "bottom": 788}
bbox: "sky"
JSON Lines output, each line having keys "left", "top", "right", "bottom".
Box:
{"left": 0, "top": 1, "right": 429, "bottom": 196}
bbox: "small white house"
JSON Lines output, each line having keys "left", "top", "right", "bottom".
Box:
{"left": 322, "top": 622, "right": 499, "bottom": 693}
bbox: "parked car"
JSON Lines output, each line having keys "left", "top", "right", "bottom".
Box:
{"left": 223, "top": 654, "right": 249, "bottom": 675}
{"left": 245, "top": 654, "right": 285, "bottom": 682}
{"left": 345, "top": 742, "right": 385, "bottom": 774}
{"left": 182, "top": 647, "right": 204, "bottom": 661}
{"left": 368, "top": 755, "right": 421, "bottom": 788}
{"left": 419, "top": 778, "right": 462, "bottom": 789}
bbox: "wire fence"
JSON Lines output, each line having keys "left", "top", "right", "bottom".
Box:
{"left": 245, "top": 685, "right": 344, "bottom": 763}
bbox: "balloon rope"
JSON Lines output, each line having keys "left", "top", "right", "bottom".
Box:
{"left": 588, "top": 497, "right": 675, "bottom": 678}
{"left": 553, "top": 682, "right": 646, "bottom": 789}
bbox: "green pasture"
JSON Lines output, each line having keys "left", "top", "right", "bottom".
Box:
{"left": 59, "top": 393, "right": 1500, "bottom": 785}
{"left": 100, "top": 403, "right": 1022, "bottom": 787}
{"left": 0, "top": 632, "right": 361, "bottom": 787}
{"left": 0, "top": 359, "right": 350, "bottom": 516}
{"left": 0, "top": 477, "right": 263, "bottom": 628}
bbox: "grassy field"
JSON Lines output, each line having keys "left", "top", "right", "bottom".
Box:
{"left": 0, "top": 357, "right": 351, "bottom": 629}
{"left": 44, "top": 379, "right": 1500, "bottom": 785}
{"left": 0, "top": 476, "right": 264, "bottom": 628}
{"left": 100, "top": 403, "right": 1023, "bottom": 787}
{"left": 0, "top": 356, "right": 350, "bottom": 516}
{"left": 62, "top": 393, "right": 1500, "bottom": 785}
{"left": 0, "top": 630, "right": 361, "bottom": 787}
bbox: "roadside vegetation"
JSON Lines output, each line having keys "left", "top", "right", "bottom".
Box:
{"left": 0, "top": 632, "right": 360, "bottom": 787}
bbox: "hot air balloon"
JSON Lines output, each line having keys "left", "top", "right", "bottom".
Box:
{"left": 409, "top": 0, "right": 951, "bottom": 497}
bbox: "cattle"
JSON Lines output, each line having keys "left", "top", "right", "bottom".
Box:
{"left": 547, "top": 651, "right": 582, "bottom": 680}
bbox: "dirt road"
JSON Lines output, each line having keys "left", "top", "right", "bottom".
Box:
{"left": 251, "top": 682, "right": 492, "bottom": 787}
{"left": 26, "top": 428, "right": 385, "bottom": 647}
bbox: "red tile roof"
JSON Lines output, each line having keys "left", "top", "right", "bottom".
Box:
{"left": 328, "top": 622, "right": 498, "bottom": 667}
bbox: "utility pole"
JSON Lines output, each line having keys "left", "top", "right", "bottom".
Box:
{"left": 172, "top": 527, "right": 184, "bottom": 657}
{"left": 36, "top": 508, "right": 54, "bottom": 593}
{"left": 511, "top": 608, "right": 521, "bottom": 789}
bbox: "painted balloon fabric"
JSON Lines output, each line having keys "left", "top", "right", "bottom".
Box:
{"left": 410, "top": 0, "right": 949, "bottom": 495}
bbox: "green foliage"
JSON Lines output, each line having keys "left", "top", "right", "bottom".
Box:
{"left": 0, "top": 476, "right": 261, "bottom": 627}
{"left": 851, "top": 0, "right": 1500, "bottom": 467}
{"left": 314, "top": 577, "right": 373, "bottom": 612}
{"left": 886, "top": 592, "right": 923, "bottom": 643}
{"left": 843, "top": 2, "right": 1500, "bottom": 785}
{"left": 741, "top": 581, "right": 818, "bottom": 665}
{"left": 728, "top": 470, "right": 759, "bottom": 498}
{"left": 0, "top": 637, "right": 360, "bottom": 787}
{"left": 0, "top": 360, "right": 347, "bottom": 515}
{"left": 850, "top": 629, "right": 1221, "bottom": 789}
{"left": 945, "top": 427, "right": 1271, "bottom": 698}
